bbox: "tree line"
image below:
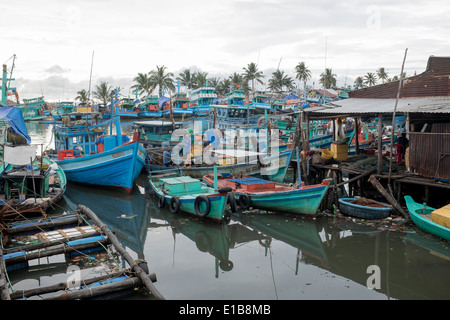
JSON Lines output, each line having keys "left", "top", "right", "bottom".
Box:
{"left": 75, "top": 62, "right": 407, "bottom": 103}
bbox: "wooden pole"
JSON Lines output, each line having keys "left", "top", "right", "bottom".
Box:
{"left": 368, "top": 175, "right": 409, "bottom": 219}
{"left": 388, "top": 48, "right": 408, "bottom": 186}
{"left": 377, "top": 114, "right": 383, "bottom": 174}
{"left": 78, "top": 205, "right": 165, "bottom": 300}
{"left": 336, "top": 168, "right": 375, "bottom": 187}
{"left": 0, "top": 246, "right": 11, "bottom": 300}
{"left": 354, "top": 118, "right": 359, "bottom": 155}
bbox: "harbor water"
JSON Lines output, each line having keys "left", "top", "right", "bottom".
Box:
{"left": 8, "top": 120, "right": 450, "bottom": 300}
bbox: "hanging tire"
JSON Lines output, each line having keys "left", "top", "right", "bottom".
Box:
{"left": 157, "top": 194, "right": 165, "bottom": 208}
{"left": 228, "top": 191, "right": 237, "bottom": 213}
{"left": 194, "top": 195, "right": 211, "bottom": 217}
{"left": 238, "top": 194, "right": 251, "bottom": 209}
{"left": 169, "top": 196, "right": 180, "bottom": 213}
{"left": 218, "top": 186, "right": 232, "bottom": 193}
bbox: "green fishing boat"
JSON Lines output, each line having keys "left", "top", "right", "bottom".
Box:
{"left": 404, "top": 196, "right": 450, "bottom": 241}
{"left": 149, "top": 169, "right": 232, "bottom": 222}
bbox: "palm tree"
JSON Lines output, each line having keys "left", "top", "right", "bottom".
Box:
{"left": 93, "top": 81, "right": 112, "bottom": 105}
{"left": 364, "top": 72, "right": 377, "bottom": 86}
{"left": 131, "top": 73, "right": 153, "bottom": 97}
{"left": 229, "top": 72, "right": 244, "bottom": 90}
{"left": 319, "top": 68, "right": 337, "bottom": 89}
{"left": 216, "top": 79, "right": 232, "bottom": 95}
{"left": 376, "top": 68, "right": 388, "bottom": 83}
{"left": 75, "top": 89, "right": 88, "bottom": 103}
{"left": 242, "top": 62, "right": 264, "bottom": 90}
{"left": 354, "top": 76, "right": 365, "bottom": 88}
{"left": 192, "top": 71, "right": 209, "bottom": 89}
{"left": 176, "top": 69, "right": 194, "bottom": 89}
{"left": 268, "top": 70, "right": 294, "bottom": 93}
{"left": 295, "top": 61, "right": 311, "bottom": 89}
{"left": 148, "top": 65, "right": 175, "bottom": 97}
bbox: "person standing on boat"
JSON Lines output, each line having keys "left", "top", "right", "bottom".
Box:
{"left": 163, "top": 149, "right": 172, "bottom": 166}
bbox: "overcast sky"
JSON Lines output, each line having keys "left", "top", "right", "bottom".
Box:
{"left": 2, "top": 0, "right": 449, "bottom": 101}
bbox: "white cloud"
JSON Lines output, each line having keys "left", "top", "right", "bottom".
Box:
{"left": 1, "top": 0, "right": 449, "bottom": 101}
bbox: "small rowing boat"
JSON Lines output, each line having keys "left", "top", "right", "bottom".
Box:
{"left": 338, "top": 197, "right": 392, "bottom": 220}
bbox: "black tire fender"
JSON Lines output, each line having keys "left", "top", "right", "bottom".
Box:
{"left": 194, "top": 195, "right": 211, "bottom": 217}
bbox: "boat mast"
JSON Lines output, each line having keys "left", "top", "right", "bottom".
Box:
{"left": 88, "top": 51, "right": 94, "bottom": 104}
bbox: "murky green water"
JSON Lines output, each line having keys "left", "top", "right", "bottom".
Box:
{"left": 6, "top": 121, "right": 450, "bottom": 300}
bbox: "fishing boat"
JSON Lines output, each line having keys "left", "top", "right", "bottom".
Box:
{"left": 51, "top": 101, "right": 77, "bottom": 121}
{"left": 16, "top": 96, "right": 48, "bottom": 121}
{"left": 133, "top": 119, "right": 191, "bottom": 149}
{"left": 338, "top": 198, "right": 392, "bottom": 219}
{"left": 137, "top": 95, "right": 170, "bottom": 118}
{"left": 203, "top": 173, "right": 331, "bottom": 215}
{"left": 170, "top": 92, "right": 194, "bottom": 118}
{"left": 116, "top": 97, "right": 139, "bottom": 118}
{"left": 0, "top": 106, "right": 66, "bottom": 217}
{"left": 51, "top": 112, "right": 146, "bottom": 192}
{"left": 188, "top": 86, "right": 217, "bottom": 116}
{"left": 149, "top": 147, "right": 293, "bottom": 183}
{"left": 404, "top": 196, "right": 450, "bottom": 241}
{"left": 149, "top": 169, "right": 231, "bottom": 222}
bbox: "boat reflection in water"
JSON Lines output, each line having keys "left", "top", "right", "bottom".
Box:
{"left": 62, "top": 175, "right": 151, "bottom": 259}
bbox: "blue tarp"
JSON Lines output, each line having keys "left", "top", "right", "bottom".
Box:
{"left": 158, "top": 96, "right": 171, "bottom": 108}
{"left": 0, "top": 106, "right": 31, "bottom": 143}
{"left": 282, "top": 93, "right": 299, "bottom": 100}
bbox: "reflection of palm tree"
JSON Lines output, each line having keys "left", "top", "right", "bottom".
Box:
{"left": 243, "top": 62, "right": 264, "bottom": 91}
{"left": 319, "top": 68, "right": 337, "bottom": 89}
{"left": 376, "top": 67, "right": 388, "bottom": 83}
{"left": 364, "top": 72, "right": 377, "bottom": 86}
{"left": 75, "top": 89, "right": 89, "bottom": 103}
{"left": 131, "top": 73, "right": 153, "bottom": 97}
{"left": 149, "top": 65, "right": 175, "bottom": 97}
{"left": 93, "top": 81, "right": 112, "bottom": 105}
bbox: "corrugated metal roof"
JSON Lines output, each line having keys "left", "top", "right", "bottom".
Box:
{"left": 307, "top": 97, "right": 450, "bottom": 115}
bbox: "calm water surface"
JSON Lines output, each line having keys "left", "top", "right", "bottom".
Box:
{"left": 9, "top": 121, "right": 450, "bottom": 300}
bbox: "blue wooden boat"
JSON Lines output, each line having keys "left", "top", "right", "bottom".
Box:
{"left": 171, "top": 92, "right": 194, "bottom": 118}
{"left": 339, "top": 198, "right": 392, "bottom": 219}
{"left": 51, "top": 101, "right": 76, "bottom": 121}
{"left": 51, "top": 112, "right": 146, "bottom": 192}
{"left": 203, "top": 173, "right": 331, "bottom": 215}
{"left": 404, "top": 196, "right": 450, "bottom": 241}
{"left": 115, "top": 97, "right": 139, "bottom": 118}
{"left": 188, "top": 86, "right": 217, "bottom": 116}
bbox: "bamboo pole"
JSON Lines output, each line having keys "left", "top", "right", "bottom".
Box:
{"left": 377, "top": 114, "right": 383, "bottom": 174}
{"left": 336, "top": 168, "right": 375, "bottom": 188}
{"left": 78, "top": 205, "right": 165, "bottom": 300}
{"left": 368, "top": 175, "right": 409, "bottom": 219}
{"left": 43, "top": 277, "right": 142, "bottom": 300}
{"left": 388, "top": 48, "right": 408, "bottom": 187}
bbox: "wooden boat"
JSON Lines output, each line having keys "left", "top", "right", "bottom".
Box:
{"left": 338, "top": 198, "right": 392, "bottom": 219}
{"left": 116, "top": 97, "right": 139, "bottom": 118}
{"left": 16, "top": 96, "right": 49, "bottom": 121}
{"left": 150, "top": 147, "right": 293, "bottom": 183}
{"left": 51, "top": 112, "right": 146, "bottom": 192}
{"left": 404, "top": 196, "right": 450, "bottom": 241}
{"left": 51, "top": 101, "right": 76, "bottom": 121}
{"left": 188, "top": 86, "right": 217, "bottom": 116}
{"left": 133, "top": 119, "right": 191, "bottom": 148}
{"left": 137, "top": 95, "right": 171, "bottom": 118}
{"left": 149, "top": 169, "right": 231, "bottom": 222}
{"left": 170, "top": 92, "right": 194, "bottom": 118}
{"left": 0, "top": 106, "right": 66, "bottom": 217}
{"left": 203, "top": 173, "right": 331, "bottom": 215}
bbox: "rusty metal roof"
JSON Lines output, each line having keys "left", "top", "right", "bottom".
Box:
{"left": 306, "top": 97, "right": 450, "bottom": 116}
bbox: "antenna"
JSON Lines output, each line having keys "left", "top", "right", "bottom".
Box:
{"left": 88, "top": 51, "right": 94, "bottom": 103}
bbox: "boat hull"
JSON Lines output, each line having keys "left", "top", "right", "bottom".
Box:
{"left": 339, "top": 198, "right": 392, "bottom": 219}
{"left": 404, "top": 196, "right": 450, "bottom": 241}
{"left": 149, "top": 180, "right": 228, "bottom": 221}
{"left": 56, "top": 142, "right": 146, "bottom": 192}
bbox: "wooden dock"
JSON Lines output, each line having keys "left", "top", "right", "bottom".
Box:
{"left": 0, "top": 206, "right": 164, "bottom": 300}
